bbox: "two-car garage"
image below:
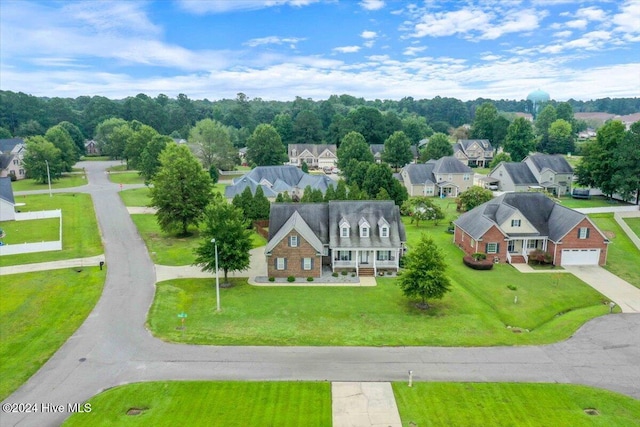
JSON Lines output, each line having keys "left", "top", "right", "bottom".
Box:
{"left": 561, "top": 249, "right": 601, "bottom": 266}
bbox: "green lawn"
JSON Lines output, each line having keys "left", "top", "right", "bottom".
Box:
{"left": 0, "top": 217, "right": 59, "bottom": 243}
{"left": 393, "top": 382, "right": 640, "bottom": 427}
{"left": 107, "top": 164, "right": 128, "bottom": 171}
{"left": 557, "top": 195, "right": 633, "bottom": 209}
{"left": 0, "top": 268, "right": 105, "bottom": 400}
{"left": 132, "top": 213, "right": 264, "bottom": 266}
{"left": 590, "top": 214, "right": 640, "bottom": 289}
{"left": 10, "top": 174, "right": 88, "bottom": 191}
{"left": 120, "top": 188, "right": 152, "bottom": 207}
{"left": 63, "top": 381, "right": 331, "bottom": 427}
{"left": 109, "top": 171, "right": 145, "bottom": 184}
{"left": 0, "top": 193, "right": 102, "bottom": 266}
{"left": 623, "top": 217, "right": 640, "bottom": 239}
{"left": 81, "top": 156, "right": 111, "bottom": 161}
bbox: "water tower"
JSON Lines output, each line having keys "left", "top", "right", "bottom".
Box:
{"left": 526, "top": 89, "right": 550, "bottom": 118}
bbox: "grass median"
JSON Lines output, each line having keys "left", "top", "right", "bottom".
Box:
{"left": 63, "top": 381, "right": 331, "bottom": 427}
{"left": 10, "top": 174, "right": 88, "bottom": 191}
{"left": 393, "top": 382, "right": 640, "bottom": 426}
{"left": 623, "top": 217, "right": 640, "bottom": 240}
{"left": 0, "top": 268, "right": 105, "bottom": 400}
{"left": 0, "top": 193, "right": 102, "bottom": 266}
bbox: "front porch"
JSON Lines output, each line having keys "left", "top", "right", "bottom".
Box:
{"left": 332, "top": 248, "right": 400, "bottom": 276}
{"left": 437, "top": 182, "right": 460, "bottom": 198}
{"left": 505, "top": 237, "right": 548, "bottom": 264}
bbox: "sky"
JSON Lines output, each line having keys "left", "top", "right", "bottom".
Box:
{"left": 1, "top": 0, "right": 639, "bottom": 102}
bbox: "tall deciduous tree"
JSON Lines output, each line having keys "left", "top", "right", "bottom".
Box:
{"left": 337, "top": 131, "right": 373, "bottom": 169}
{"left": 246, "top": 124, "right": 287, "bottom": 166}
{"left": 420, "top": 133, "right": 452, "bottom": 161}
{"left": 150, "top": 144, "right": 212, "bottom": 235}
{"left": 125, "top": 122, "right": 158, "bottom": 170}
{"left": 194, "top": 194, "right": 253, "bottom": 284}
{"left": 402, "top": 115, "right": 433, "bottom": 145}
{"left": 398, "top": 234, "right": 451, "bottom": 309}
{"left": 292, "top": 110, "right": 323, "bottom": 144}
{"left": 139, "top": 135, "right": 172, "bottom": 182}
{"left": 382, "top": 131, "right": 412, "bottom": 171}
{"left": 535, "top": 104, "right": 557, "bottom": 153}
{"left": 612, "top": 121, "right": 640, "bottom": 204}
{"left": 401, "top": 197, "right": 444, "bottom": 227}
{"left": 189, "top": 119, "right": 237, "bottom": 171}
{"left": 44, "top": 124, "right": 78, "bottom": 172}
{"left": 22, "top": 136, "right": 63, "bottom": 183}
{"left": 58, "top": 121, "right": 86, "bottom": 155}
{"left": 489, "top": 152, "right": 511, "bottom": 169}
{"left": 470, "top": 102, "right": 498, "bottom": 141}
{"left": 504, "top": 117, "right": 536, "bottom": 162}
{"left": 94, "top": 118, "right": 130, "bottom": 159}
{"left": 547, "top": 119, "right": 575, "bottom": 154}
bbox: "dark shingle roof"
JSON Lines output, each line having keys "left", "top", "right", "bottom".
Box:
{"left": 432, "top": 156, "right": 473, "bottom": 174}
{"left": 454, "top": 192, "right": 587, "bottom": 241}
{"left": 288, "top": 144, "right": 337, "bottom": 157}
{"left": 369, "top": 144, "right": 384, "bottom": 156}
{"left": 268, "top": 203, "right": 330, "bottom": 243}
{"left": 0, "top": 138, "right": 24, "bottom": 154}
{"left": 501, "top": 163, "right": 538, "bottom": 185}
{"left": 527, "top": 154, "right": 574, "bottom": 174}
{"left": 0, "top": 176, "right": 15, "bottom": 204}
{"left": 225, "top": 165, "right": 334, "bottom": 198}
{"left": 329, "top": 200, "right": 406, "bottom": 248}
{"left": 403, "top": 163, "right": 436, "bottom": 185}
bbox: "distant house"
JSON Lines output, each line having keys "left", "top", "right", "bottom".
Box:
{"left": 400, "top": 156, "right": 473, "bottom": 197}
{"left": 370, "top": 144, "right": 419, "bottom": 164}
{"left": 453, "top": 192, "right": 609, "bottom": 266}
{"left": 0, "top": 176, "right": 16, "bottom": 221}
{"left": 224, "top": 165, "right": 335, "bottom": 200}
{"left": 288, "top": 144, "right": 337, "bottom": 169}
{"left": 523, "top": 154, "right": 574, "bottom": 196}
{"left": 488, "top": 162, "right": 540, "bottom": 193}
{"left": 0, "top": 138, "right": 26, "bottom": 181}
{"left": 265, "top": 201, "right": 406, "bottom": 278}
{"left": 453, "top": 139, "right": 495, "bottom": 167}
{"left": 84, "top": 140, "right": 100, "bottom": 155}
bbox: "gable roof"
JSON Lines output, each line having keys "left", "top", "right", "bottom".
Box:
{"left": 525, "top": 154, "right": 574, "bottom": 174}
{"left": 0, "top": 138, "right": 24, "bottom": 154}
{"left": 288, "top": 144, "right": 337, "bottom": 157}
{"left": 265, "top": 210, "right": 325, "bottom": 254}
{"left": 328, "top": 200, "right": 406, "bottom": 248}
{"left": 456, "top": 139, "right": 493, "bottom": 153}
{"left": 225, "top": 165, "right": 334, "bottom": 198}
{"left": 268, "top": 203, "right": 330, "bottom": 244}
{"left": 497, "top": 162, "right": 538, "bottom": 185}
{"left": 369, "top": 144, "right": 385, "bottom": 156}
{"left": 0, "top": 176, "right": 15, "bottom": 204}
{"left": 454, "top": 192, "right": 590, "bottom": 241}
{"left": 402, "top": 163, "right": 436, "bottom": 185}
{"left": 432, "top": 156, "right": 473, "bottom": 174}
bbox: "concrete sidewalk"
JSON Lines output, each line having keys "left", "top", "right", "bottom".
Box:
{"left": 510, "top": 264, "right": 571, "bottom": 273}
{"left": 564, "top": 265, "right": 640, "bottom": 313}
{"left": 332, "top": 382, "right": 402, "bottom": 427}
{"left": 0, "top": 255, "right": 105, "bottom": 275}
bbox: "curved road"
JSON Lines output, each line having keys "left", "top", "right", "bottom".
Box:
{"left": 2, "top": 161, "right": 639, "bottom": 426}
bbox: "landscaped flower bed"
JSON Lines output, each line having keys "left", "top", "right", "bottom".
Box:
{"left": 463, "top": 255, "right": 494, "bottom": 270}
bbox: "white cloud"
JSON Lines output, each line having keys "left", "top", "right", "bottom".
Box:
{"left": 333, "top": 45, "right": 361, "bottom": 53}
{"left": 478, "top": 9, "right": 543, "bottom": 40}
{"left": 565, "top": 19, "right": 588, "bottom": 30}
{"left": 403, "top": 46, "right": 426, "bottom": 56}
{"left": 553, "top": 30, "right": 572, "bottom": 38}
{"left": 177, "top": 0, "right": 319, "bottom": 14}
{"left": 575, "top": 7, "right": 607, "bottom": 22}
{"left": 613, "top": 1, "right": 640, "bottom": 35}
{"left": 244, "top": 36, "right": 305, "bottom": 47}
{"left": 480, "top": 54, "right": 501, "bottom": 61}
{"left": 359, "top": 0, "right": 385, "bottom": 11}
{"left": 412, "top": 8, "right": 491, "bottom": 38}
{"left": 361, "top": 30, "right": 377, "bottom": 39}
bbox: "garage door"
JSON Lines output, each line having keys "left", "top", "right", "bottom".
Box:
{"left": 561, "top": 249, "right": 600, "bottom": 266}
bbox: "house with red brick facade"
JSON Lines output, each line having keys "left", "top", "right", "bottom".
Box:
{"left": 453, "top": 192, "right": 609, "bottom": 266}
{"left": 265, "top": 201, "right": 406, "bottom": 278}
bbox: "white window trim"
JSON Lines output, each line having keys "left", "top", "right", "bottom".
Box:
{"left": 361, "top": 227, "right": 369, "bottom": 238}
{"left": 487, "top": 243, "right": 498, "bottom": 254}
{"left": 290, "top": 235, "right": 298, "bottom": 247}
{"left": 511, "top": 219, "right": 521, "bottom": 227}
{"left": 380, "top": 227, "right": 389, "bottom": 238}
{"left": 276, "top": 258, "right": 285, "bottom": 270}
{"left": 579, "top": 227, "right": 588, "bottom": 239}
{"left": 341, "top": 227, "right": 349, "bottom": 238}
{"left": 303, "top": 258, "right": 312, "bottom": 270}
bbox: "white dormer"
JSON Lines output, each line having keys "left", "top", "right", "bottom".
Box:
{"left": 339, "top": 217, "right": 350, "bottom": 238}
{"left": 378, "top": 217, "right": 390, "bottom": 238}
{"left": 359, "top": 217, "right": 370, "bottom": 238}
{"left": 259, "top": 178, "right": 273, "bottom": 188}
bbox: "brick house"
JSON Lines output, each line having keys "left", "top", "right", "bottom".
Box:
{"left": 265, "top": 201, "right": 406, "bottom": 278}
{"left": 453, "top": 192, "right": 609, "bottom": 266}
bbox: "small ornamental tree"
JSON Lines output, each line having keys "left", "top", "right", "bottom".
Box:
{"left": 301, "top": 160, "right": 309, "bottom": 173}
{"left": 456, "top": 186, "right": 493, "bottom": 212}
{"left": 398, "top": 235, "right": 451, "bottom": 309}
{"left": 401, "top": 197, "right": 444, "bottom": 227}
{"left": 194, "top": 195, "right": 253, "bottom": 284}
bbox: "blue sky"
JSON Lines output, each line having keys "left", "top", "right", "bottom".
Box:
{"left": 1, "top": 0, "right": 638, "bottom": 101}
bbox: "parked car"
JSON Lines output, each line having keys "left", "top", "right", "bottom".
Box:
{"left": 332, "top": 167, "right": 340, "bottom": 174}
{"left": 323, "top": 166, "right": 332, "bottom": 174}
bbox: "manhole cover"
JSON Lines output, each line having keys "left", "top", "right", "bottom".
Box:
{"left": 79, "top": 357, "right": 86, "bottom": 362}
{"left": 584, "top": 408, "right": 599, "bottom": 416}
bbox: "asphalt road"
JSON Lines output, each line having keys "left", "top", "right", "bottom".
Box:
{"left": 2, "top": 161, "right": 639, "bottom": 426}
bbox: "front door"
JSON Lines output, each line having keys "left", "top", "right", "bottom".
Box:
{"left": 360, "top": 251, "right": 369, "bottom": 264}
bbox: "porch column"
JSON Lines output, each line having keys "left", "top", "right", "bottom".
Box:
{"left": 355, "top": 249, "right": 359, "bottom": 276}
{"left": 522, "top": 239, "right": 527, "bottom": 255}
{"left": 395, "top": 248, "right": 400, "bottom": 269}
{"left": 373, "top": 250, "right": 377, "bottom": 276}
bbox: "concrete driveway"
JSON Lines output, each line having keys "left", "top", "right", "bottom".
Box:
{"left": 564, "top": 265, "right": 640, "bottom": 313}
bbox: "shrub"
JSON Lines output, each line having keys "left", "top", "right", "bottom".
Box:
{"left": 463, "top": 255, "right": 494, "bottom": 270}
{"left": 351, "top": 273, "right": 356, "bottom": 277}
{"left": 341, "top": 270, "right": 348, "bottom": 276}
{"left": 268, "top": 277, "right": 275, "bottom": 282}
{"left": 306, "top": 277, "right": 314, "bottom": 282}
{"left": 332, "top": 272, "right": 339, "bottom": 277}
{"left": 507, "top": 284, "right": 517, "bottom": 291}
{"left": 472, "top": 252, "right": 487, "bottom": 261}
{"left": 528, "top": 249, "right": 553, "bottom": 265}
{"left": 287, "top": 276, "right": 295, "bottom": 282}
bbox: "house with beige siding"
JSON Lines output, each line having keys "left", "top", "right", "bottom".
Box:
{"left": 401, "top": 156, "right": 473, "bottom": 197}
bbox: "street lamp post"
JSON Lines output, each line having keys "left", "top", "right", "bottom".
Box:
{"left": 45, "top": 159, "right": 52, "bottom": 198}
{"left": 211, "top": 238, "right": 220, "bottom": 312}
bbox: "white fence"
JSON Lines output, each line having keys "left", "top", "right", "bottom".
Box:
{"left": 0, "top": 209, "right": 62, "bottom": 256}
{"left": 614, "top": 212, "right": 640, "bottom": 251}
